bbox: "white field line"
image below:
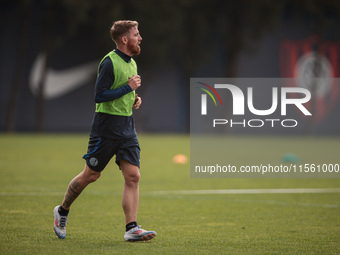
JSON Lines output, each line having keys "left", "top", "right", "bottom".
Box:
{"left": 1, "top": 188, "right": 340, "bottom": 197}
{"left": 0, "top": 191, "right": 65, "bottom": 197}
{"left": 149, "top": 188, "right": 340, "bottom": 195}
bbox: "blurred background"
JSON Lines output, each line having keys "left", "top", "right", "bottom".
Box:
{"left": 0, "top": 0, "right": 339, "bottom": 134}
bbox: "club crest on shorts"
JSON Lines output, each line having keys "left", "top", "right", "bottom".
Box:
{"left": 89, "top": 157, "right": 98, "bottom": 167}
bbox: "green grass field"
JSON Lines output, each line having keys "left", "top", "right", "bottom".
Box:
{"left": 0, "top": 134, "right": 339, "bottom": 254}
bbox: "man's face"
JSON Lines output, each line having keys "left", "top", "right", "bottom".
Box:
{"left": 126, "top": 26, "right": 142, "bottom": 56}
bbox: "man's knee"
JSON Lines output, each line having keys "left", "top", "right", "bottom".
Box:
{"left": 83, "top": 164, "right": 101, "bottom": 183}
{"left": 127, "top": 170, "right": 140, "bottom": 184}
{"left": 121, "top": 160, "right": 140, "bottom": 185}
{"left": 88, "top": 172, "right": 101, "bottom": 183}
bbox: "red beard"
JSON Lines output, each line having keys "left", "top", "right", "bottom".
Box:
{"left": 127, "top": 41, "right": 141, "bottom": 55}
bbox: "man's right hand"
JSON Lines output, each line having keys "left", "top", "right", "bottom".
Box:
{"left": 128, "top": 75, "right": 141, "bottom": 90}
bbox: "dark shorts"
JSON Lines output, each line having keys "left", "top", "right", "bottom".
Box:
{"left": 82, "top": 137, "right": 140, "bottom": 172}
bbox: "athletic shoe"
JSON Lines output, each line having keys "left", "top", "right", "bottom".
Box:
{"left": 124, "top": 226, "right": 157, "bottom": 242}
{"left": 53, "top": 205, "right": 68, "bottom": 239}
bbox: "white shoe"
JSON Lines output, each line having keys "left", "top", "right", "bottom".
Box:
{"left": 53, "top": 206, "right": 68, "bottom": 239}
{"left": 124, "top": 226, "right": 157, "bottom": 242}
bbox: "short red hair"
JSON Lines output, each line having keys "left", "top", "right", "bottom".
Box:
{"left": 110, "top": 20, "right": 139, "bottom": 45}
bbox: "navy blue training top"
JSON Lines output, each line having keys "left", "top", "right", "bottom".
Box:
{"left": 89, "top": 49, "right": 137, "bottom": 140}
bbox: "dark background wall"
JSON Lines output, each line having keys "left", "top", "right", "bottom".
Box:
{"left": 0, "top": 0, "right": 339, "bottom": 134}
